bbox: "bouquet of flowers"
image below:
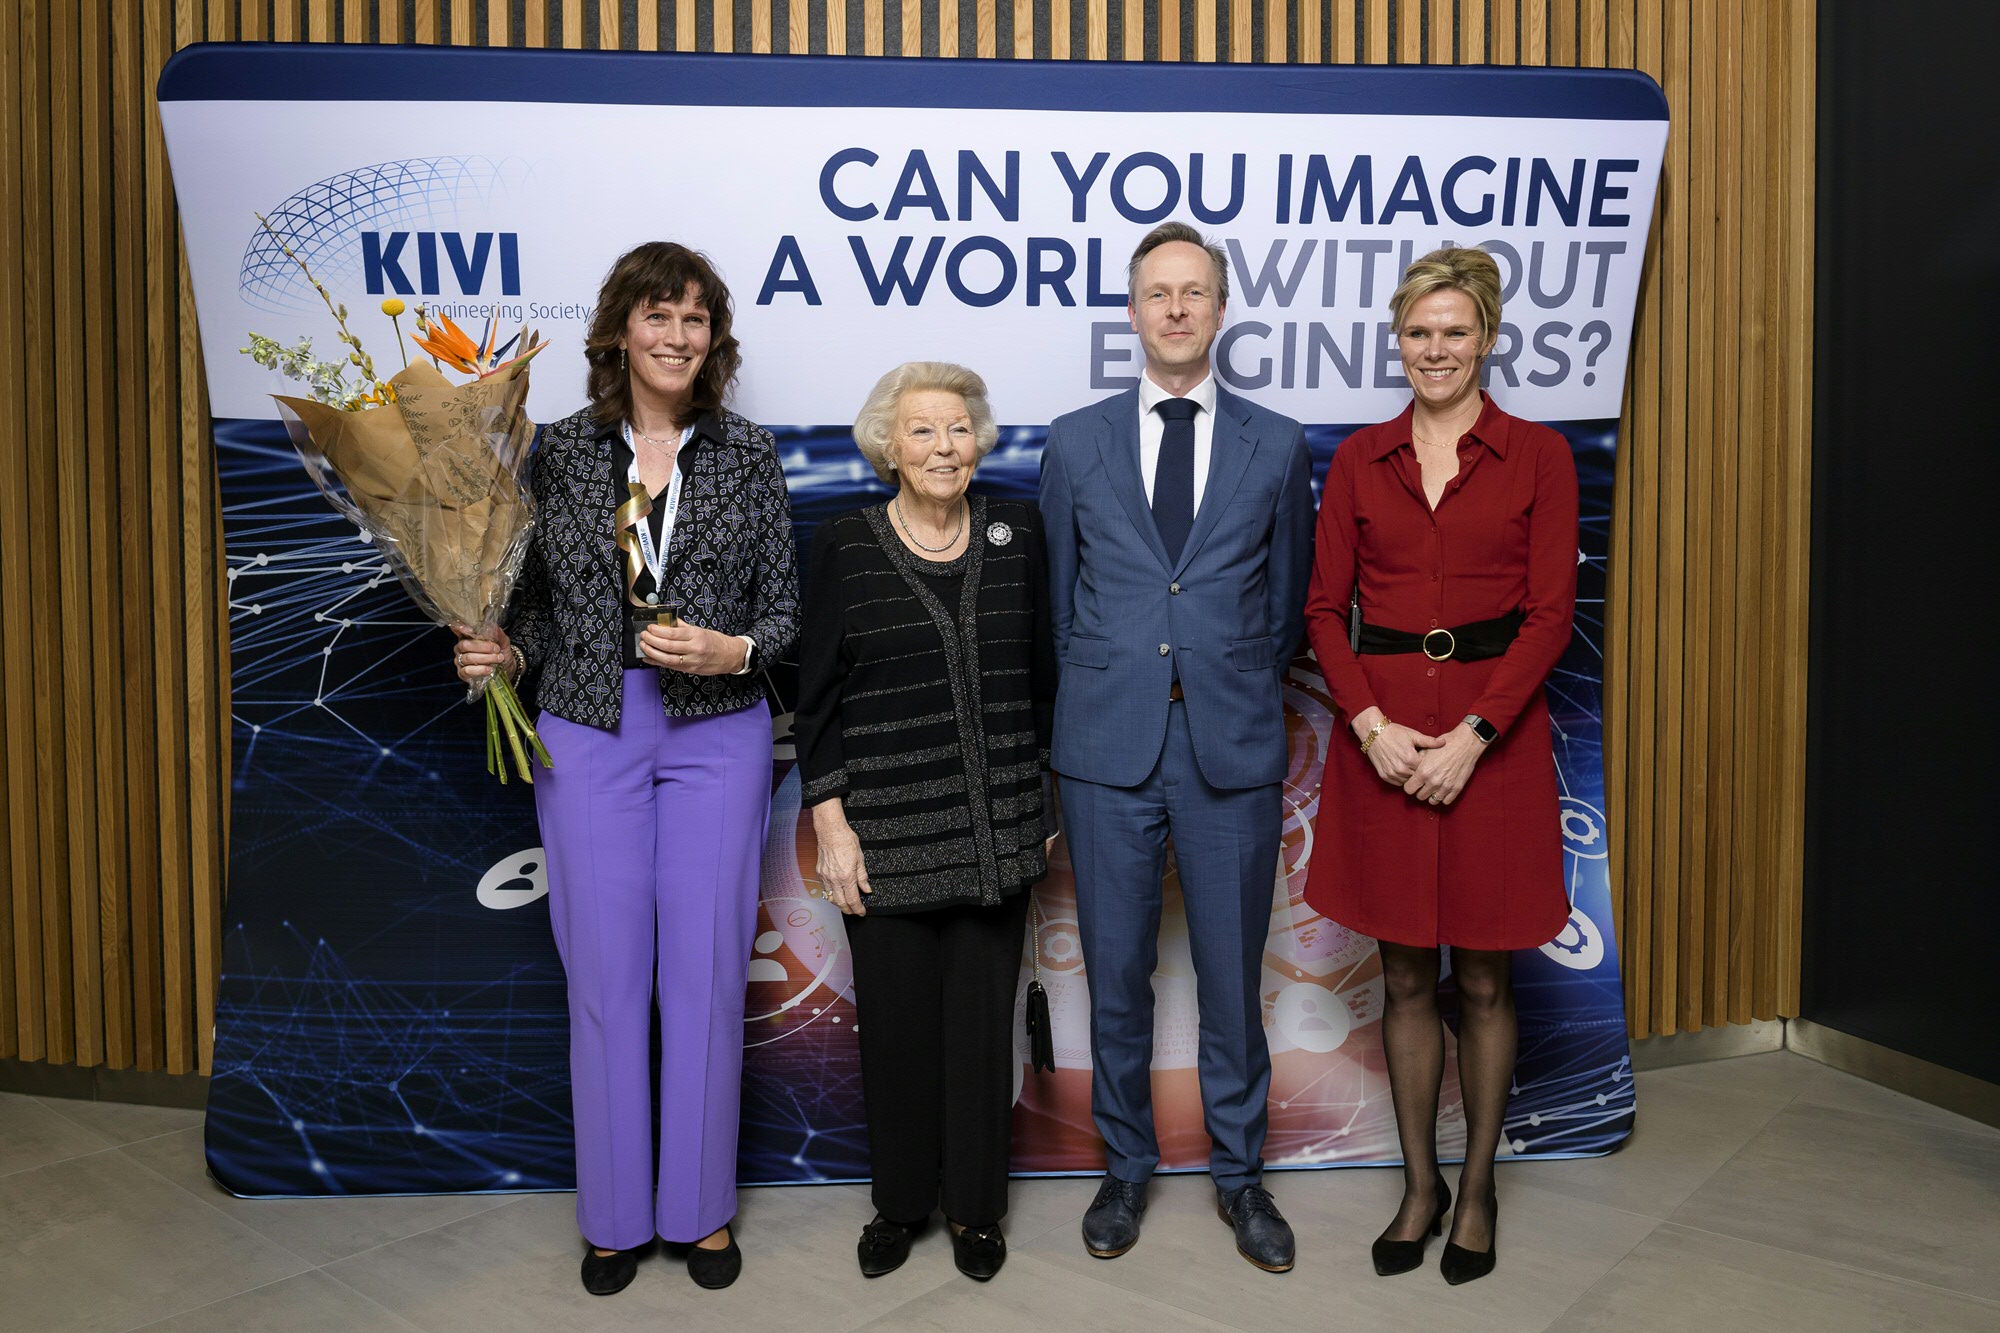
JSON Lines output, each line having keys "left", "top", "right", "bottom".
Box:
{"left": 242, "top": 215, "right": 552, "bottom": 783}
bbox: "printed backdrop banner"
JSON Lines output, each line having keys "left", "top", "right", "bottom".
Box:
{"left": 159, "top": 45, "right": 1665, "bottom": 1195}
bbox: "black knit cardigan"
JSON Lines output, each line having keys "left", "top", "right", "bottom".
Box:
{"left": 794, "top": 496, "right": 1055, "bottom": 913}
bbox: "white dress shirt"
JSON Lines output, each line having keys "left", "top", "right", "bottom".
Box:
{"left": 1136, "top": 370, "right": 1219, "bottom": 514}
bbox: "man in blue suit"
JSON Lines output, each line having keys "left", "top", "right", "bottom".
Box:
{"left": 1041, "top": 221, "right": 1314, "bottom": 1272}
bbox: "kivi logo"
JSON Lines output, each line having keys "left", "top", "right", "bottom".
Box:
{"left": 239, "top": 156, "right": 533, "bottom": 314}
{"left": 363, "top": 231, "right": 520, "bottom": 297}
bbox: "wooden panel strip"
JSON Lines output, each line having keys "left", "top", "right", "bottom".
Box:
{"left": 1014, "top": 0, "right": 1032, "bottom": 56}
{"left": 865, "top": 0, "right": 883, "bottom": 53}
{"left": 1392, "top": 0, "right": 1424, "bottom": 63}
{"left": 1521, "top": 0, "right": 1546, "bottom": 65}
{"left": 910, "top": 0, "right": 928, "bottom": 55}
{"left": 1049, "top": 0, "right": 1068, "bottom": 58}
{"left": 1266, "top": 0, "right": 1287, "bottom": 61}
{"left": 83, "top": 0, "right": 134, "bottom": 1069}
{"left": 1230, "top": 0, "right": 1251, "bottom": 61}
{"left": 1298, "top": 0, "right": 1320, "bottom": 62}
{"left": 1552, "top": 0, "right": 1577, "bottom": 64}
{"left": 1460, "top": 0, "right": 1483, "bottom": 62}
{"left": 640, "top": 0, "right": 659, "bottom": 48}
{"left": 939, "top": 0, "right": 958, "bottom": 56}
{"left": 1332, "top": 0, "right": 1355, "bottom": 61}
{"left": 1195, "top": 0, "right": 1215, "bottom": 61}
{"left": 1427, "top": 0, "right": 1450, "bottom": 64}
{"left": 1490, "top": 0, "right": 1515, "bottom": 62}
{"left": 1161, "top": 0, "right": 1180, "bottom": 61}
{"left": 0, "top": 0, "right": 45, "bottom": 1062}
{"left": 1364, "top": 0, "right": 1387, "bottom": 63}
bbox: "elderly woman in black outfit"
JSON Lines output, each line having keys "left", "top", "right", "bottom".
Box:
{"left": 795, "top": 361, "right": 1054, "bottom": 1283}
{"left": 453, "top": 242, "right": 798, "bottom": 1296}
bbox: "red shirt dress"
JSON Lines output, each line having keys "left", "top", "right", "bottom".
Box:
{"left": 1301, "top": 392, "right": 1578, "bottom": 950}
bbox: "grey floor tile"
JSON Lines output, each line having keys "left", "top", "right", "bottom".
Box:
{"left": 120, "top": 1127, "right": 515, "bottom": 1266}
{"left": 1521, "top": 1058, "right": 1805, "bottom": 1219}
{"left": 326, "top": 1185, "right": 960, "bottom": 1333}
{"left": 1015, "top": 1165, "right": 1658, "bottom": 1333}
{"left": 1548, "top": 1221, "right": 2000, "bottom": 1332}
{"left": 854, "top": 1250, "right": 1242, "bottom": 1332}
{"left": 1789, "top": 1062, "right": 2000, "bottom": 1138}
{"left": 0, "top": 1148, "right": 310, "bottom": 1333}
{"left": 33, "top": 1095, "right": 205, "bottom": 1147}
{"left": 1672, "top": 1101, "right": 2000, "bottom": 1303}
{"left": 130, "top": 1269, "right": 424, "bottom": 1333}
{"left": 0, "top": 1090, "right": 115, "bottom": 1176}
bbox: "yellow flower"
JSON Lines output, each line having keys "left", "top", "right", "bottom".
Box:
{"left": 380, "top": 297, "right": 406, "bottom": 317}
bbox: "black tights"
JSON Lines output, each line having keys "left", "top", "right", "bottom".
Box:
{"left": 1376, "top": 942, "right": 1515, "bottom": 1251}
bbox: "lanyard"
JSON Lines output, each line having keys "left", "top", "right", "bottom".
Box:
{"left": 621, "top": 420, "right": 690, "bottom": 603}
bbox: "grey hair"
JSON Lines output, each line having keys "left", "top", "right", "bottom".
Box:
{"left": 1126, "top": 220, "right": 1230, "bottom": 305}
{"left": 851, "top": 361, "right": 1001, "bottom": 484}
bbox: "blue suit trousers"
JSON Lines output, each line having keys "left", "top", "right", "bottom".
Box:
{"left": 1061, "top": 700, "right": 1279, "bottom": 1191}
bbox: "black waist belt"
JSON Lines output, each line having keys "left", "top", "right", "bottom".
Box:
{"left": 1355, "top": 611, "right": 1524, "bottom": 662}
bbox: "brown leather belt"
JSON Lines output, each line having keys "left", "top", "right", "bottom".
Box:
{"left": 1169, "top": 681, "right": 1185, "bottom": 702}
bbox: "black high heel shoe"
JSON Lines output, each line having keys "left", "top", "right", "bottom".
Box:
{"left": 1439, "top": 1193, "right": 1498, "bottom": 1285}
{"left": 1370, "top": 1174, "right": 1451, "bottom": 1276}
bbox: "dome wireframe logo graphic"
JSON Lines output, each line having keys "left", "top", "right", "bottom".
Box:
{"left": 239, "top": 156, "right": 533, "bottom": 313}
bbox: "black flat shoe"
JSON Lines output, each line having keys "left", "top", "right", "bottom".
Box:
{"left": 687, "top": 1227, "right": 742, "bottom": 1289}
{"left": 949, "top": 1222, "right": 1006, "bottom": 1281}
{"left": 579, "top": 1240, "right": 649, "bottom": 1296}
{"left": 1371, "top": 1173, "right": 1451, "bottom": 1276}
{"left": 857, "top": 1214, "right": 926, "bottom": 1277}
{"left": 1439, "top": 1194, "right": 1498, "bottom": 1285}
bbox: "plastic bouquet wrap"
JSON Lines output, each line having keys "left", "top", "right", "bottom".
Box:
{"left": 243, "top": 216, "right": 552, "bottom": 782}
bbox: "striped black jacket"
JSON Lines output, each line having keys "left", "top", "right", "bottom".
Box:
{"left": 795, "top": 497, "right": 1054, "bottom": 912}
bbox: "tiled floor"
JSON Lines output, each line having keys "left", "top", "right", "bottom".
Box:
{"left": 2, "top": 1051, "right": 1995, "bottom": 1332}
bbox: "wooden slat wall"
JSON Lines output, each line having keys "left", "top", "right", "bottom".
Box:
{"left": 0, "top": 0, "right": 1813, "bottom": 1074}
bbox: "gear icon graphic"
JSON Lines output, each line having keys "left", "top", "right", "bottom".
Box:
{"left": 1558, "top": 798, "right": 1609, "bottom": 859}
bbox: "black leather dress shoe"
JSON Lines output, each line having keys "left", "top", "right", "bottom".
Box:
{"left": 686, "top": 1227, "right": 742, "bottom": 1289}
{"left": 950, "top": 1223, "right": 1007, "bottom": 1281}
{"left": 1081, "top": 1175, "right": 1147, "bottom": 1258}
{"left": 1217, "top": 1184, "right": 1295, "bottom": 1273}
{"left": 857, "top": 1214, "right": 926, "bottom": 1277}
{"left": 579, "top": 1240, "right": 649, "bottom": 1296}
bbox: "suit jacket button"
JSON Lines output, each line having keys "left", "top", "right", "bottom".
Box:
{"left": 1170, "top": 582, "right": 1181, "bottom": 594}
{"left": 1158, "top": 644, "right": 1171, "bottom": 656}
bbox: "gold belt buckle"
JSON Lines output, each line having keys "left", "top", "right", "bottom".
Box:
{"left": 1422, "top": 628, "right": 1456, "bottom": 661}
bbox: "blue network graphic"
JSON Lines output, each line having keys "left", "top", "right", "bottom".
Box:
{"left": 205, "top": 415, "right": 1628, "bottom": 1198}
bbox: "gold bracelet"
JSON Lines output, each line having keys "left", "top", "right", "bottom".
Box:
{"left": 507, "top": 644, "right": 526, "bottom": 681}
{"left": 1360, "top": 718, "right": 1390, "bottom": 754}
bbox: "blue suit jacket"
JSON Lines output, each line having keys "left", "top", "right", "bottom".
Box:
{"left": 1041, "top": 384, "right": 1315, "bottom": 790}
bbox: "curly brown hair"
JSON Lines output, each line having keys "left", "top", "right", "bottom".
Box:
{"left": 583, "top": 242, "right": 741, "bottom": 425}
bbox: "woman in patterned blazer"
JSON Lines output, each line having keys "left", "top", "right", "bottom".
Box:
{"left": 453, "top": 242, "right": 799, "bottom": 1296}
{"left": 795, "top": 362, "right": 1055, "bottom": 1284}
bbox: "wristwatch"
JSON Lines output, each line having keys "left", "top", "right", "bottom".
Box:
{"left": 1463, "top": 713, "right": 1497, "bottom": 744}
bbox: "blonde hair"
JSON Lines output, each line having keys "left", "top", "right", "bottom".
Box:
{"left": 1388, "top": 246, "right": 1503, "bottom": 349}
{"left": 851, "top": 361, "right": 1001, "bottom": 484}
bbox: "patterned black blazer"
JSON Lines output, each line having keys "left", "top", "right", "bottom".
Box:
{"left": 506, "top": 406, "right": 800, "bottom": 727}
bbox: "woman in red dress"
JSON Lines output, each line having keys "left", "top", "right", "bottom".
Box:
{"left": 1302, "top": 248, "right": 1577, "bottom": 1286}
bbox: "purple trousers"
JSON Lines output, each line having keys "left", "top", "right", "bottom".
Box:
{"left": 534, "top": 670, "right": 771, "bottom": 1248}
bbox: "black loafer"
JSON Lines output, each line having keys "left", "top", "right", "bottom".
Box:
{"left": 1217, "top": 1183, "right": 1295, "bottom": 1273}
{"left": 1081, "top": 1175, "right": 1147, "bottom": 1258}
{"left": 580, "top": 1240, "right": 649, "bottom": 1296}
{"left": 950, "top": 1223, "right": 1006, "bottom": 1281}
{"left": 686, "top": 1227, "right": 742, "bottom": 1289}
{"left": 857, "top": 1214, "right": 926, "bottom": 1277}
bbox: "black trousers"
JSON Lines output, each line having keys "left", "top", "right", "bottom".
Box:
{"left": 845, "top": 892, "right": 1032, "bottom": 1229}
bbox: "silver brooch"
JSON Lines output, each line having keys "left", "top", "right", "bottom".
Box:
{"left": 986, "top": 521, "right": 1013, "bottom": 546}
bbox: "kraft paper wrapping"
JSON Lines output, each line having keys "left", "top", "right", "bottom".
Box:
{"left": 274, "top": 358, "right": 537, "bottom": 637}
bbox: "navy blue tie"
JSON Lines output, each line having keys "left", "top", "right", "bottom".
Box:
{"left": 1152, "top": 397, "right": 1199, "bottom": 561}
